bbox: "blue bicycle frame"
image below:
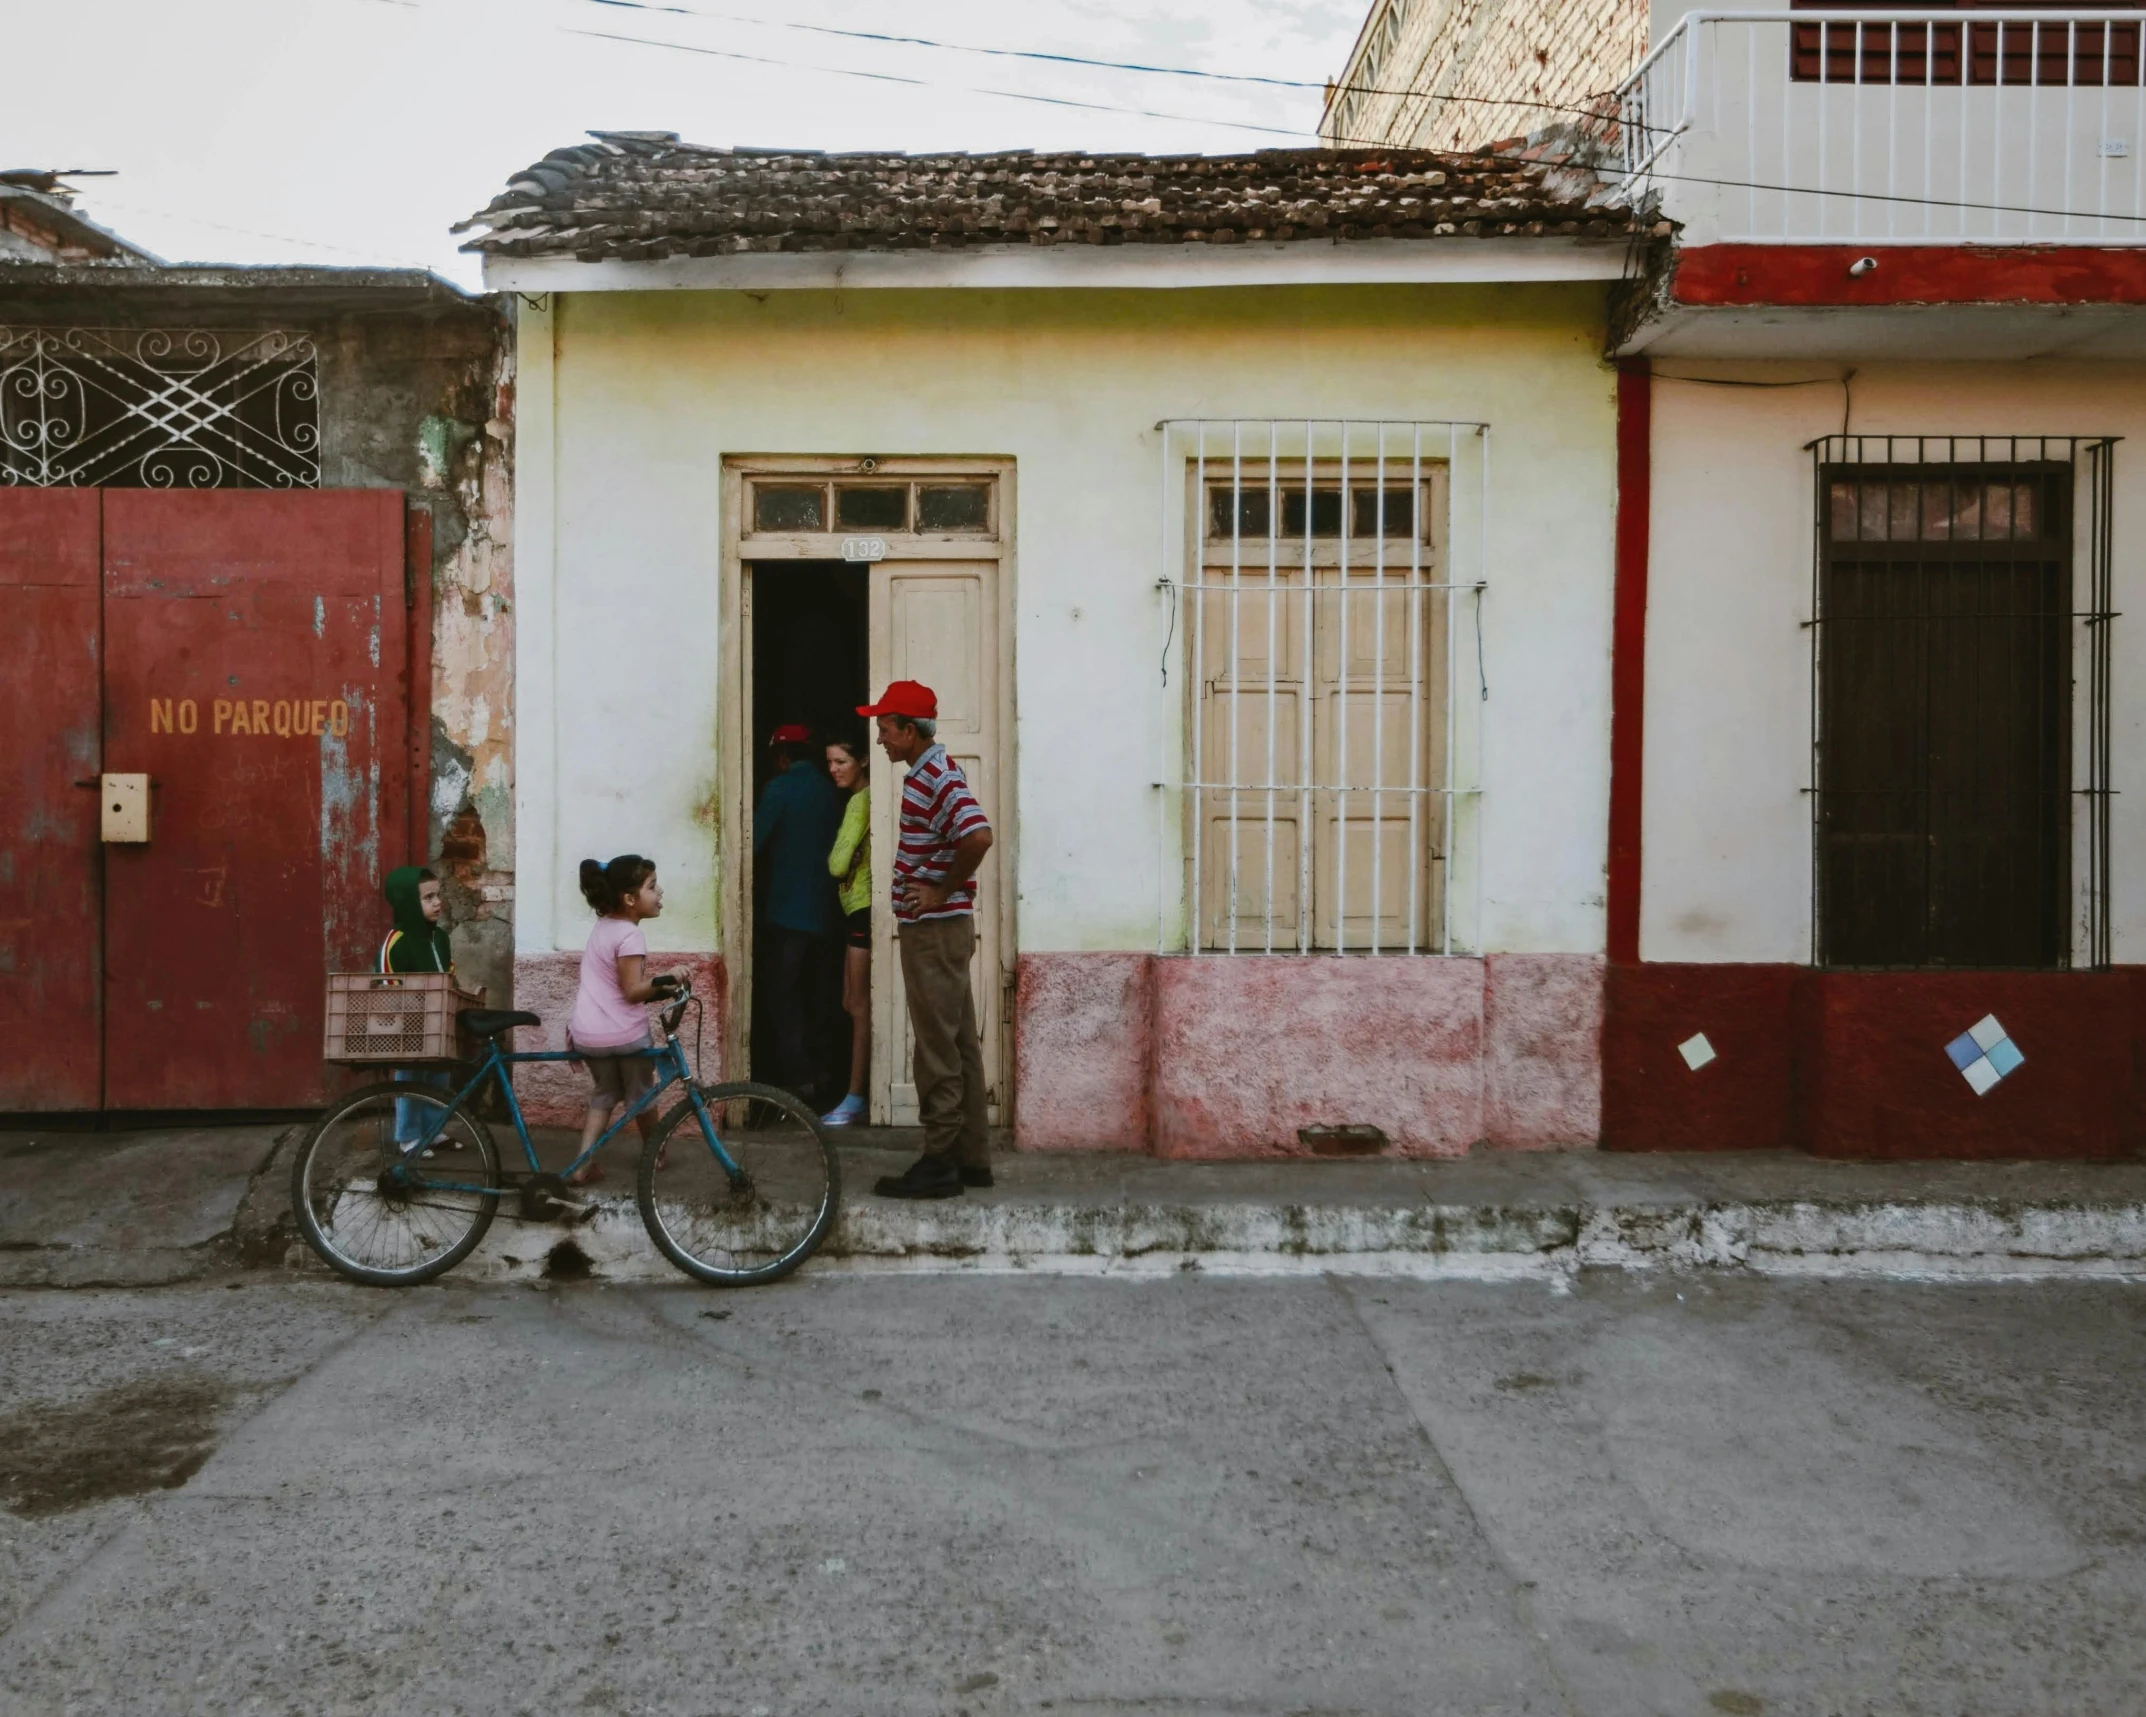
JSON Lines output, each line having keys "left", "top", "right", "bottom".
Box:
{"left": 394, "top": 1032, "right": 744, "bottom": 1194}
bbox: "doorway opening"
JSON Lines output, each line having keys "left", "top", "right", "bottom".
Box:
{"left": 747, "top": 559, "right": 868, "bottom": 1105}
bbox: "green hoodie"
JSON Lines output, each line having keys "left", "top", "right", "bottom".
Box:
{"left": 380, "top": 866, "right": 453, "bottom": 974}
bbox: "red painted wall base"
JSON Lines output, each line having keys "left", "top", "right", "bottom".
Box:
{"left": 1604, "top": 964, "right": 2145, "bottom": 1160}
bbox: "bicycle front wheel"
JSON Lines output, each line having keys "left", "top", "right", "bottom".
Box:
{"left": 638, "top": 1081, "right": 839, "bottom": 1286}
{"left": 291, "top": 1082, "right": 502, "bottom": 1286}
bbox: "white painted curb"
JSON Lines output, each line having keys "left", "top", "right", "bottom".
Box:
{"left": 435, "top": 1196, "right": 2146, "bottom": 1286}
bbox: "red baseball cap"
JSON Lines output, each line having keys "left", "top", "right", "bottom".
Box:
{"left": 856, "top": 680, "right": 937, "bottom": 720}
{"left": 769, "top": 723, "right": 813, "bottom": 745}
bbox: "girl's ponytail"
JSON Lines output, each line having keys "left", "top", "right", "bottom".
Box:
{"left": 580, "top": 853, "right": 656, "bottom": 915}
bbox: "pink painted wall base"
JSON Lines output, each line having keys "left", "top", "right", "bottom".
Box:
{"left": 1012, "top": 951, "right": 1152, "bottom": 1150}
{"left": 1013, "top": 951, "right": 1604, "bottom": 1157}
{"left": 509, "top": 951, "right": 727, "bottom": 1126}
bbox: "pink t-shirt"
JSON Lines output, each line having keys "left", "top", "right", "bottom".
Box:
{"left": 568, "top": 916, "right": 649, "bottom": 1051}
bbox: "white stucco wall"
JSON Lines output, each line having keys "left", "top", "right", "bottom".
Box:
{"left": 515, "top": 283, "right": 1619, "bottom": 959}
{"left": 1644, "top": 359, "right": 2146, "bottom": 963}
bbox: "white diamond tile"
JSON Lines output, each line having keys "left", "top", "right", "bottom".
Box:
{"left": 1968, "top": 1014, "right": 2007, "bottom": 1053}
{"left": 1678, "top": 1033, "right": 1717, "bottom": 1072}
{"left": 1961, "top": 1055, "right": 2002, "bottom": 1096}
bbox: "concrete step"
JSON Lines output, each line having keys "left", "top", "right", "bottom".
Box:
{"left": 304, "top": 1137, "right": 2146, "bottom": 1286}
{"left": 10, "top": 1124, "right": 2146, "bottom": 1288}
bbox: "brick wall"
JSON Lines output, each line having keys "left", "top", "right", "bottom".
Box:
{"left": 1322, "top": 0, "right": 1649, "bottom": 152}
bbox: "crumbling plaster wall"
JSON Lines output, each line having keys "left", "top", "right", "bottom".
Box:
{"left": 1322, "top": 0, "right": 1649, "bottom": 153}
{"left": 316, "top": 308, "right": 516, "bottom": 1006}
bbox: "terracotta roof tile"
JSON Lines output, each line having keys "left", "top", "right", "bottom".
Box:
{"left": 456, "top": 134, "right": 1633, "bottom": 260}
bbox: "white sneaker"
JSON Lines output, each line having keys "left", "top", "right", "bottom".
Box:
{"left": 820, "top": 1094, "right": 866, "bottom": 1126}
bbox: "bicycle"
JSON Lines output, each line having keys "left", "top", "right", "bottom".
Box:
{"left": 290, "top": 979, "right": 839, "bottom": 1288}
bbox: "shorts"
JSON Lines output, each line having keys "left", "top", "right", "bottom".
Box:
{"left": 845, "top": 909, "right": 872, "bottom": 951}
{"left": 576, "top": 1031, "right": 656, "bottom": 1108}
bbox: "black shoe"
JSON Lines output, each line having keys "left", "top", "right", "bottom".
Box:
{"left": 874, "top": 1153, "right": 964, "bottom": 1200}
{"left": 959, "top": 1164, "right": 993, "bottom": 1189}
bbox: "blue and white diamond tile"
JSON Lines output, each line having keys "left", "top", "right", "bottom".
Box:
{"left": 1945, "top": 1014, "right": 2024, "bottom": 1097}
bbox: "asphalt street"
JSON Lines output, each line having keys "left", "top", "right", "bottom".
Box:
{"left": 1, "top": 1274, "right": 2141, "bottom": 1716}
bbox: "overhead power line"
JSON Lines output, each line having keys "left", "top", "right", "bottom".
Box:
{"left": 357, "top": 0, "right": 2139, "bottom": 232}
{"left": 565, "top": 27, "right": 1314, "bottom": 138}
{"left": 93, "top": 197, "right": 434, "bottom": 263}
{"left": 578, "top": 0, "right": 1637, "bottom": 130}
{"left": 1601, "top": 164, "right": 2146, "bottom": 227}
{"left": 585, "top": 0, "right": 1345, "bottom": 94}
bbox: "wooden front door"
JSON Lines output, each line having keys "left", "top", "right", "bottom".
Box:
{"left": 871, "top": 555, "right": 1006, "bottom": 1126}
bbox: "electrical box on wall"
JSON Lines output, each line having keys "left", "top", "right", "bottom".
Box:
{"left": 101, "top": 773, "right": 151, "bottom": 843}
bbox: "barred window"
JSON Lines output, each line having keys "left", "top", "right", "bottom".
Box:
{"left": 1811, "top": 436, "right": 2116, "bottom": 969}
{"left": 1161, "top": 421, "right": 1486, "bottom": 955}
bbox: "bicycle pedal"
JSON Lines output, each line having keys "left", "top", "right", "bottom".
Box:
{"left": 518, "top": 1174, "right": 580, "bottom": 1223}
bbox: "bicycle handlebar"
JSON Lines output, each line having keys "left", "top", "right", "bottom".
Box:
{"left": 655, "top": 975, "right": 693, "bottom": 1039}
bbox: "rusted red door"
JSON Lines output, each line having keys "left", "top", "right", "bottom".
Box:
{"left": 100, "top": 492, "right": 408, "bottom": 1108}
{"left": 0, "top": 492, "right": 104, "bottom": 1110}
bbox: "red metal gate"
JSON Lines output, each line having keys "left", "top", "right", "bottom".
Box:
{"left": 0, "top": 493, "right": 103, "bottom": 1110}
{"left": 0, "top": 490, "right": 410, "bottom": 1111}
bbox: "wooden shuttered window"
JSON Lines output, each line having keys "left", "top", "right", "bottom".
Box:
{"left": 1190, "top": 463, "right": 1451, "bottom": 953}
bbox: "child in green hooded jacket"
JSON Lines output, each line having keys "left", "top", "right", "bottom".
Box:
{"left": 380, "top": 865, "right": 458, "bottom": 1150}
{"left": 380, "top": 866, "right": 453, "bottom": 974}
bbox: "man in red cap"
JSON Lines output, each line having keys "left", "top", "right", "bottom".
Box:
{"left": 858, "top": 680, "right": 995, "bottom": 1197}
{"left": 754, "top": 722, "right": 843, "bottom": 1102}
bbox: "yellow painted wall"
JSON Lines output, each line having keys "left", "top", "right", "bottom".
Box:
{"left": 524, "top": 283, "right": 1620, "bottom": 957}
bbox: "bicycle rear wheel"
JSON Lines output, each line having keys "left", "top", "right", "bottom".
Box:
{"left": 291, "top": 1082, "right": 502, "bottom": 1286}
{"left": 638, "top": 1081, "right": 839, "bottom": 1286}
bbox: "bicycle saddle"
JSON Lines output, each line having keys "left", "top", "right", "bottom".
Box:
{"left": 458, "top": 1008, "right": 542, "bottom": 1038}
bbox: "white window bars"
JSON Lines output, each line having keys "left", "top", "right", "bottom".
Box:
{"left": 1155, "top": 420, "right": 1487, "bottom": 957}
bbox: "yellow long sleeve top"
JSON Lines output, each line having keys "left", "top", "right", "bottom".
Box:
{"left": 828, "top": 787, "right": 871, "bottom": 916}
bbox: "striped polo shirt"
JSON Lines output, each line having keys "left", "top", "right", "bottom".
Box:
{"left": 894, "top": 743, "right": 990, "bottom": 923}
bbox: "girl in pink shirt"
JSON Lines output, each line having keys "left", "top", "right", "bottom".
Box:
{"left": 566, "top": 853, "right": 679, "bottom": 1186}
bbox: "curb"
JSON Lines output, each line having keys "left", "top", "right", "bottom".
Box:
{"left": 320, "top": 1192, "right": 2146, "bottom": 1286}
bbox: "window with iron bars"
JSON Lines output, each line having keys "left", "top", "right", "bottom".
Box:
{"left": 1811, "top": 435, "right": 2116, "bottom": 969}
{"left": 1159, "top": 420, "right": 1486, "bottom": 956}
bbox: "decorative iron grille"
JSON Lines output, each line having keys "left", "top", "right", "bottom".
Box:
{"left": 0, "top": 327, "right": 319, "bottom": 488}
{"left": 1809, "top": 434, "right": 2117, "bottom": 969}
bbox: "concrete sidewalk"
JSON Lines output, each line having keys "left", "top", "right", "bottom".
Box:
{"left": 6, "top": 1120, "right": 2146, "bottom": 1286}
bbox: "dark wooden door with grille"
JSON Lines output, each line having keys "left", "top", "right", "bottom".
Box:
{"left": 1818, "top": 465, "right": 2070, "bottom": 968}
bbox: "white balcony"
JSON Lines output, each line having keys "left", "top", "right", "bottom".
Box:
{"left": 1612, "top": 10, "right": 2146, "bottom": 244}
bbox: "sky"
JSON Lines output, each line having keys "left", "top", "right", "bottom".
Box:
{"left": 5, "top": 0, "right": 1370, "bottom": 288}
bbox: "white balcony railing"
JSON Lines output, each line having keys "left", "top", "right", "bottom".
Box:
{"left": 1610, "top": 10, "right": 2146, "bottom": 244}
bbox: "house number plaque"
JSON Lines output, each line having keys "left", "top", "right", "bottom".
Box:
{"left": 840, "top": 536, "right": 888, "bottom": 563}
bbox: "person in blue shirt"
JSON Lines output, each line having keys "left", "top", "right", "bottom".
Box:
{"left": 754, "top": 723, "right": 844, "bottom": 1100}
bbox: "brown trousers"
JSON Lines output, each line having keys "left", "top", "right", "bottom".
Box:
{"left": 897, "top": 913, "right": 989, "bottom": 1169}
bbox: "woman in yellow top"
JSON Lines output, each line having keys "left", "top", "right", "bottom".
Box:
{"left": 822, "top": 737, "right": 872, "bottom": 1125}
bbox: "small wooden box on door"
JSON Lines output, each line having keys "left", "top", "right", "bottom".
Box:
{"left": 0, "top": 489, "right": 417, "bottom": 1111}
